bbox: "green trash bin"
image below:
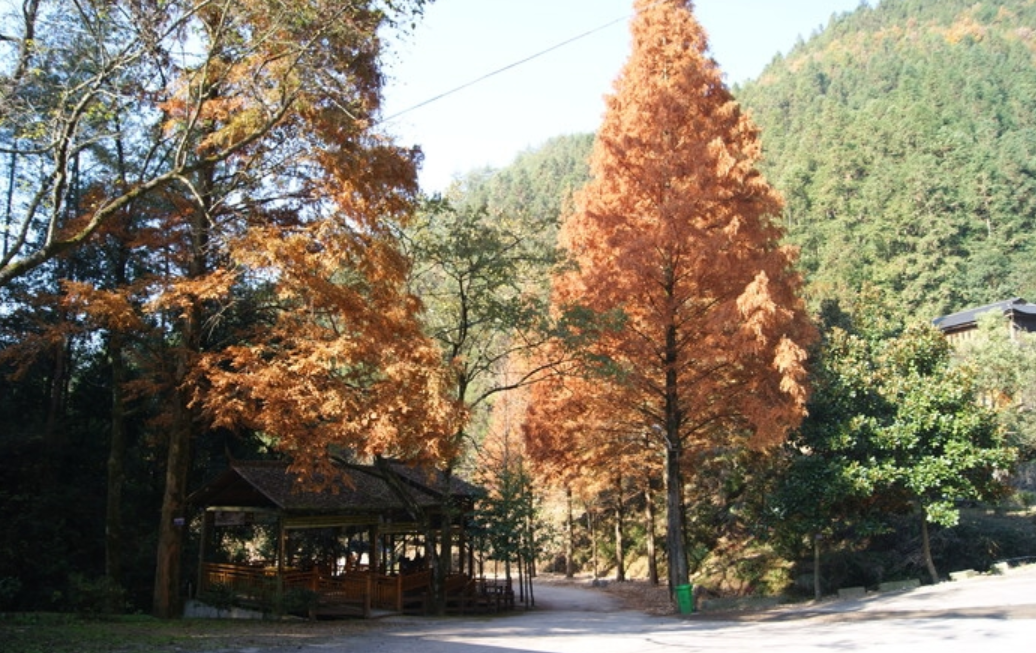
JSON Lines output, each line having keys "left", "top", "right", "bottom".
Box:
{"left": 675, "top": 583, "right": 694, "bottom": 614}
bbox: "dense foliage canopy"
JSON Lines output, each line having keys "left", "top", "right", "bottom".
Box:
{"left": 770, "top": 296, "right": 1016, "bottom": 583}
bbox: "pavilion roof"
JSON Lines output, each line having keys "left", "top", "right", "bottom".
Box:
{"left": 187, "top": 459, "right": 480, "bottom": 516}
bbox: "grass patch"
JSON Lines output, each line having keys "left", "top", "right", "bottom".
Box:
{"left": 0, "top": 612, "right": 372, "bottom": 653}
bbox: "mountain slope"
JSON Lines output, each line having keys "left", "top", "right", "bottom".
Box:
{"left": 736, "top": 0, "right": 1036, "bottom": 317}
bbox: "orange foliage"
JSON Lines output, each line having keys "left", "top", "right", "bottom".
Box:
{"left": 62, "top": 281, "right": 148, "bottom": 333}
{"left": 524, "top": 366, "right": 656, "bottom": 502}
{"left": 93, "top": 0, "right": 455, "bottom": 483}
{"left": 527, "top": 0, "right": 815, "bottom": 482}
{"left": 187, "top": 191, "right": 462, "bottom": 483}
{"left": 141, "top": 0, "right": 454, "bottom": 481}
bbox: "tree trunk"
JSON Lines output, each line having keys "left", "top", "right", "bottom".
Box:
{"left": 4, "top": 147, "right": 16, "bottom": 257}
{"left": 664, "top": 321, "right": 689, "bottom": 594}
{"left": 614, "top": 474, "right": 625, "bottom": 582}
{"left": 524, "top": 512, "right": 536, "bottom": 607}
{"left": 645, "top": 481, "right": 659, "bottom": 585}
{"left": 151, "top": 381, "right": 193, "bottom": 618}
{"left": 665, "top": 442, "right": 688, "bottom": 593}
{"left": 813, "top": 534, "right": 822, "bottom": 600}
{"left": 433, "top": 464, "right": 455, "bottom": 616}
{"left": 106, "top": 119, "right": 132, "bottom": 592}
{"left": 105, "top": 331, "right": 127, "bottom": 588}
{"left": 921, "top": 511, "right": 939, "bottom": 584}
{"left": 153, "top": 163, "right": 211, "bottom": 618}
{"left": 565, "top": 486, "right": 575, "bottom": 578}
{"left": 592, "top": 509, "right": 600, "bottom": 580}
{"left": 43, "top": 333, "right": 70, "bottom": 451}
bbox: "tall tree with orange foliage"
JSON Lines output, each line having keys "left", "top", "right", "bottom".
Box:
{"left": 145, "top": 0, "right": 452, "bottom": 619}
{"left": 534, "top": 0, "right": 815, "bottom": 594}
{"left": 0, "top": 0, "right": 448, "bottom": 618}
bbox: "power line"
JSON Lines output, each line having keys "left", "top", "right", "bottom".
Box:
{"left": 380, "top": 7, "right": 643, "bottom": 125}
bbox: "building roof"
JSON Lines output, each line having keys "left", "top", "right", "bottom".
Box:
{"left": 932, "top": 297, "right": 1036, "bottom": 332}
{"left": 187, "top": 459, "right": 480, "bottom": 516}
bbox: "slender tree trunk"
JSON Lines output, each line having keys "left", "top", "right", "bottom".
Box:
{"left": 813, "top": 534, "right": 822, "bottom": 600}
{"left": 525, "top": 512, "right": 536, "bottom": 607}
{"left": 645, "top": 481, "right": 658, "bottom": 585}
{"left": 432, "top": 463, "right": 455, "bottom": 615}
{"left": 152, "top": 374, "right": 193, "bottom": 618}
{"left": 45, "top": 152, "right": 79, "bottom": 452}
{"left": 588, "top": 507, "right": 599, "bottom": 579}
{"left": 664, "top": 442, "right": 688, "bottom": 593}
{"left": 565, "top": 486, "right": 575, "bottom": 578}
{"left": 517, "top": 549, "right": 524, "bottom": 605}
{"left": 153, "top": 164, "right": 211, "bottom": 618}
{"left": 105, "top": 331, "right": 127, "bottom": 588}
{"left": 43, "top": 334, "right": 70, "bottom": 451}
{"left": 44, "top": 242, "right": 75, "bottom": 455}
{"left": 921, "top": 511, "right": 939, "bottom": 584}
{"left": 664, "top": 322, "right": 689, "bottom": 594}
{"left": 614, "top": 474, "right": 625, "bottom": 582}
{"left": 106, "top": 120, "right": 131, "bottom": 592}
{"left": 4, "top": 147, "right": 15, "bottom": 257}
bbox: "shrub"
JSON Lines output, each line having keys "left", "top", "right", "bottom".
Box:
{"left": 67, "top": 574, "right": 127, "bottom": 616}
{"left": 277, "top": 588, "right": 319, "bottom": 617}
{"left": 203, "top": 582, "right": 237, "bottom": 615}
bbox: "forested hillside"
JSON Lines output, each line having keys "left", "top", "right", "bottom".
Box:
{"left": 736, "top": 0, "right": 1036, "bottom": 318}
{"left": 446, "top": 134, "right": 594, "bottom": 246}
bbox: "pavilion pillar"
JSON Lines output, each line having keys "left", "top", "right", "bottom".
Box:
{"left": 276, "top": 519, "right": 287, "bottom": 611}
{"left": 365, "top": 522, "right": 377, "bottom": 617}
{"left": 465, "top": 522, "right": 474, "bottom": 578}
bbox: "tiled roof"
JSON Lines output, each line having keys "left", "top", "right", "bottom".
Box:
{"left": 386, "top": 461, "right": 483, "bottom": 500}
{"left": 188, "top": 459, "right": 478, "bottom": 515}
{"left": 932, "top": 297, "right": 1036, "bottom": 332}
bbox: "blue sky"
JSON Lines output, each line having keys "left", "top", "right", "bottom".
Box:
{"left": 381, "top": 0, "right": 868, "bottom": 193}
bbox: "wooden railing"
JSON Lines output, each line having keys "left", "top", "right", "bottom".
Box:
{"left": 401, "top": 569, "right": 433, "bottom": 594}
{"left": 197, "top": 564, "right": 518, "bottom": 616}
{"left": 200, "top": 562, "right": 279, "bottom": 605}
{"left": 198, "top": 563, "right": 436, "bottom": 616}
{"left": 474, "top": 577, "right": 515, "bottom": 612}
{"left": 316, "top": 573, "right": 370, "bottom": 614}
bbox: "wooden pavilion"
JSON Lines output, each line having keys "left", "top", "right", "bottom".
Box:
{"left": 187, "top": 459, "right": 512, "bottom": 617}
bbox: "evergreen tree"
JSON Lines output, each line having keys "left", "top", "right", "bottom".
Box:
{"left": 771, "top": 295, "right": 1016, "bottom": 585}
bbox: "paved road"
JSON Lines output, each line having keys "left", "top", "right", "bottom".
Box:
{"left": 248, "top": 566, "right": 1036, "bottom": 653}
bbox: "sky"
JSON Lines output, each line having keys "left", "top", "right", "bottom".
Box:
{"left": 380, "top": 0, "right": 869, "bottom": 193}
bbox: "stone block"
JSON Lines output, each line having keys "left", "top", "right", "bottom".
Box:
{"left": 877, "top": 578, "right": 920, "bottom": 592}
{"left": 837, "top": 586, "right": 867, "bottom": 600}
{"left": 699, "top": 596, "right": 781, "bottom": 612}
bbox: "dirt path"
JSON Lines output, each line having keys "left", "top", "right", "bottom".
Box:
{"left": 529, "top": 580, "right": 624, "bottom": 612}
